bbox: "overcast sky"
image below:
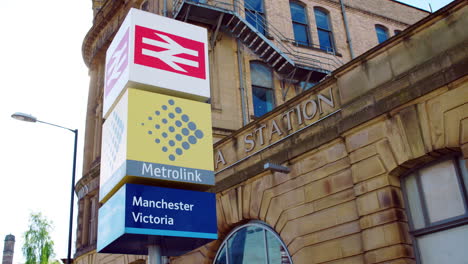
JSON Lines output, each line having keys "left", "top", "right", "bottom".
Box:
{"left": 0, "top": 0, "right": 454, "bottom": 263}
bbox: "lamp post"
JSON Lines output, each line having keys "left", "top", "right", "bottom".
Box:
{"left": 11, "top": 112, "right": 78, "bottom": 264}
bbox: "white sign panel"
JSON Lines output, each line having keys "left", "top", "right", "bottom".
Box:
{"left": 104, "top": 8, "right": 210, "bottom": 118}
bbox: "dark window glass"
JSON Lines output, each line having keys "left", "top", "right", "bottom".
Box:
{"left": 266, "top": 231, "right": 291, "bottom": 264}
{"left": 292, "top": 24, "right": 309, "bottom": 46}
{"left": 314, "top": 9, "right": 330, "bottom": 30}
{"left": 250, "top": 62, "right": 274, "bottom": 117}
{"left": 213, "top": 222, "right": 293, "bottom": 264}
{"left": 245, "top": 0, "right": 266, "bottom": 34}
{"left": 290, "top": 2, "right": 310, "bottom": 46}
{"left": 141, "top": 1, "right": 149, "bottom": 11}
{"left": 314, "top": 8, "right": 334, "bottom": 52}
{"left": 245, "top": 0, "right": 263, "bottom": 11}
{"left": 228, "top": 226, "right": 266, "bottom": 263}
{"left": 375, "top": 25, "right": 389, "bottom": 43}
{"left": 251, "top": 62, "right": 273, "bottom": 87}
{"left": 299, "top": 81, "right": 316, "bottom": 91}
{"left": 253, "top": 87, "right": 275, "bottom": 117}
{"left": 290, "top": 2, "right": 307, "bottom": 23}
{"left": 459, "top": 157, "right": 468, "bottom": 194}
{"left": 214, "top": 245, "right": 227, "bottom": 264}
{"left": 317, "top": 29, "right": 333, "bottom": 52}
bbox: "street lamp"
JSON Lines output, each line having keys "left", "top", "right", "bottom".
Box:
{"left": 11, "top": 112, "right": 78, "bottom": 264}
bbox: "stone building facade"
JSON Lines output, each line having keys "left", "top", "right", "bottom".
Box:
{"left": 75, "top": 0, "right": 468, "bottom": 263}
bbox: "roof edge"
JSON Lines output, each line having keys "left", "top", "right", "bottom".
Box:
{"left": 389, "top": 0, "right": 431, "bottom": 13}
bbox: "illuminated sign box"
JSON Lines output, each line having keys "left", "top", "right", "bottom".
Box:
{"left": 100, "top": 88, "right": 214, "bottom": 203}
{"left": 97, "top": 184, "right": 217, "bottom": 256}
{"left": 103, "top": 8, "right": 210, "bottom": 118}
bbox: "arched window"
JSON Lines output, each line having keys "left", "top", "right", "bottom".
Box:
{"left": 314, "top": 7, "right": 334, "bottom": 53}
{"left": 290, "top": 1, "right": 310, "bottom": 46}
{"left": 250, "top": 62, "right": 274, "bottom": 117}
{"left": 213, "top": 222, "right": 292, "bottom": 264}
{"left": 245, "top": 0, "right": 266, "bottom": 35}
{"left": 401, "top": 155, "right": 468, "bottom": 263}
{"left": 140, "top": 0, "right": 149, "bottom": 11}
{"left": 375, "top": 25, "right": 389, "bottom": 44}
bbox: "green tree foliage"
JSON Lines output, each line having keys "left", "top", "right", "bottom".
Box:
{"left": 22, "top": 212, "right": 55, "bottom": 264}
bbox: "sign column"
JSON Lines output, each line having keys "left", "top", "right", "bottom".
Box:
{"left": 97, "top": 8, "right": 217, "bottom": 259}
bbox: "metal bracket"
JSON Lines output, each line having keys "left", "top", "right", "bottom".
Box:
{"left": 264, "top": 163, "right": 290, "bottom": 173}
{"left": 210, "top": 13, "right": 224, "bottom": 49}
{"left": 280, "top": 69, "right": 297, "bottom": 101}
{"left": 184, "top": 5, "right": 191, "bottom": 22}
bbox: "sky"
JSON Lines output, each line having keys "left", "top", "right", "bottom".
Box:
{"left": 0, "top": 0, "right": 455, "bottom": 263}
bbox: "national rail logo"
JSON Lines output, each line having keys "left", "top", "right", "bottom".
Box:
{"left": 105, "top": 29, "right": 129, "bottom": 97}
{"left": 134, "top": 25, "right": 206, "bottom": 80}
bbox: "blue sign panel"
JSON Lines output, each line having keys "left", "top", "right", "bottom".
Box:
{"left": 97, "top": 184, "right": 217, "bottom": 256}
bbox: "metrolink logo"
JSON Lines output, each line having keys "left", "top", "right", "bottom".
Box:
{"left": 140, "top": 98, "right": 205, "bottom": 162}
{"left": 134, "top": 25, "right": 206, "bottom": 79}
{"left": 105, "top": 29, "right": 129, "bottom": 97}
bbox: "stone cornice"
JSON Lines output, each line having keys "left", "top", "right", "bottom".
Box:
{"left": 75, "top": 162, "right": 100, "bottom": 199}
{"left": 315, "top": 0, "right": 423, "bottom": 27}
{"left": 82, "top": 0, "right": 130, "bottom": 67}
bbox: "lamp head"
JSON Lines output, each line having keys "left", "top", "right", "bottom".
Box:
{"left": 11, "top": 112, "right": 37, "bottom": 123}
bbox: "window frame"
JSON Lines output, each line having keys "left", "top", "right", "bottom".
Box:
{"left": 313, "top": 7, "right": 335, "bottom": 53}
{"left": 244, "top": 0, "right": 267, "bottom": 35}
{"left": 289, "top": 1, "right": 311, "bottom": 47}
{"left": 375, "top": 24, "right": 389, "bottom": 44}
{"left": 401, "top": 154, "right": 468, "bottom": 263}
{"left": 213, "top": 221, "right": 293, "bottom": 264}
{"left": 140, "top": 0, "right": 149, "bottom": 11}
{"left": 250, "top": 61, "right": 275, "bottom": 118}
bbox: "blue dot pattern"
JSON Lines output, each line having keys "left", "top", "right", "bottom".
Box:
{"left": 182, "top": 142, "right": 190, "bottom": 150}
{"left": 105, "top": 112, "right": 124, "bottom": 171}
{"left": 141, "top": 98, "right": 205, "bottom": 161}
{"left": 188, "top": 122, "right": 196, "bottom": 130}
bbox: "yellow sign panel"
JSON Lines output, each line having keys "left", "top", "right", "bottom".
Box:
{"left": 127, "top": 89, "right": 213, "bottom": 171}
{"left": 100, "top": 88, "right": 214, "bottom": 203}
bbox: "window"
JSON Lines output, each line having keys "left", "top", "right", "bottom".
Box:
{"left": 250, "top": 62, "right": 274, "bottom": 117}
{"left": 394, "top": 30, "right": 402, "bottom": 35}
{"left": 299, "top": 81, "right": 316, "bottom": 91}
{"left": 245, "top": 0, "right": 266, "bottom": 35}
{"left": 402, "top": 156, "right": 468, "bottom": 263}
{"left": 290, "top": 1, "right": 310, "bottom": 46}
{"left": 213, "top": 222, "right": 292, "bottom": 264}
{"left": 314, "top": 8, "right": 334, "bottom": 53}
{"left": 88, "top": 195, "right": 98, "bottom": 245}
{"left": 140, "top": 0, "right": 149, "bottom": 11}
{"left": 375, "top": 25, "right": 389, "bottom": 44}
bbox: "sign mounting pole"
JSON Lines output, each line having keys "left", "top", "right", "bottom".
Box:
{"left": 148, "top": 245, "right": 162, "bottom": 264}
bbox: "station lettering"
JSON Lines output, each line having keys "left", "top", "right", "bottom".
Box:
{"left": 215, "top": 88, "right": 337, "bottom": 170}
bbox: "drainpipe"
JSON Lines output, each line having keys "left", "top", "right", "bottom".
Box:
{"left": 237, "top": 39, "right": 249, "bottom": 126}
{"left": 339, "top": 0, "right": 355, "bottom": 59}
{"left": 163, "top": 0, "right": 167, "bottom": 16}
